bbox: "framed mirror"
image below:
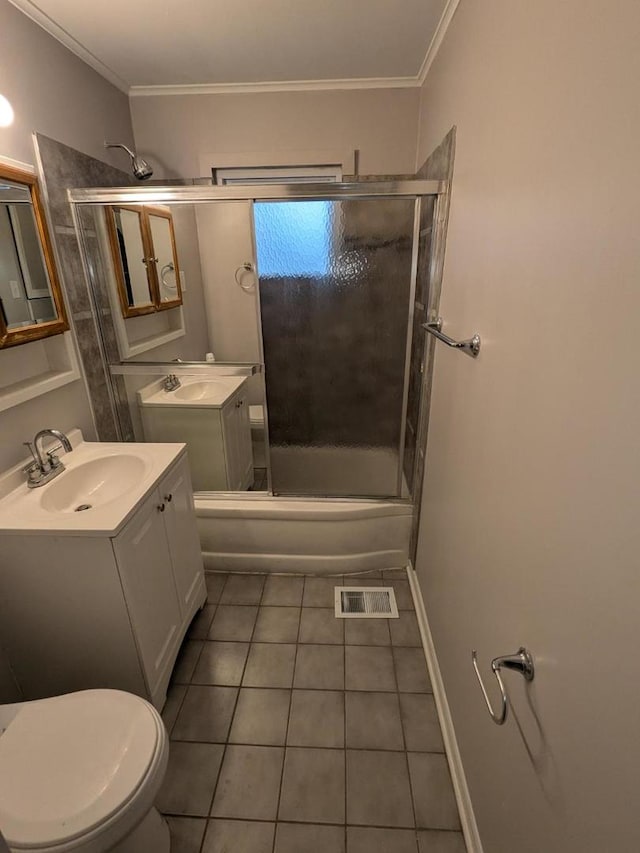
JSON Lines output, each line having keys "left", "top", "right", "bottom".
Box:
{"left": 105, "top": 205, "right": 156, "bottom": 317}
{"left": 105, "top": 204, "right": 182, "bottom": 317}
{"left": 0, "top": 163, "right": 68, "bottom": 348}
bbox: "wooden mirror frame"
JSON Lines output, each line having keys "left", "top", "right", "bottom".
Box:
{"left": 105, "top": 204, "right": 156, "bottom": 318}
{"left": 145, "top": 206, "right": 183, "bottom": 312}
{"left": 0, "top": 163, "right": 69, "bottom": 348}
{"left": 105, "top": 204, "right": 183, "bottom": 318}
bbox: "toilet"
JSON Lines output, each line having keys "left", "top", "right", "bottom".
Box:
{"left": 250, "top": 404, "right": 266, "bottom": 467}
{"left": 0, "top": 689, "right": 169, "bottom": 853}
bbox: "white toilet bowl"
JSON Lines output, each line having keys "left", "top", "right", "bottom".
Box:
{"left": 0, "top": 689, "right": 169, "bottom": 853}
{"left": 250, "top": 404, "right": 266, "bottom": 468}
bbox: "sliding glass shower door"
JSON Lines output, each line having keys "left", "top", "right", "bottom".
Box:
{"left": 254, "top": 197, "right": 417, "bottom": 498}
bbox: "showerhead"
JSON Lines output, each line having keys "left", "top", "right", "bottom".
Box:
{"left": 104, "top": 142, "right": 153, "bottom": 180}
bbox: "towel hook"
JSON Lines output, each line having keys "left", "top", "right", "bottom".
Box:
{"left": 471, "top": 647, "right": 534, "bottom": 725}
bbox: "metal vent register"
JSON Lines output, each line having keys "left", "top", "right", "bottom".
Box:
{"left": 335, "top": 587, "right": 399, "bottom": 619}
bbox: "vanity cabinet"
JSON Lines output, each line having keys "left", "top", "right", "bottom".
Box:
{"left": 139, "top": 378, "right": 253, "bottom": 492}
{"left": 0, "top": 452, "right": 205, "bottom": 710}
{"left": 221, "top": 390, "right": 253, "bottom": 490}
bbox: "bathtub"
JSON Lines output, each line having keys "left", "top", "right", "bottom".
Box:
{"left": 195, "top": 496, "right": 412, "bottom": 574}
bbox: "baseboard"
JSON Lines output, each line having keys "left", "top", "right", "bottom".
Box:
{"left": 202, "top": 549, "right": 408, "bottom": 574}
{"left": 406, "top": 564, "right": 484, "bottom": 853}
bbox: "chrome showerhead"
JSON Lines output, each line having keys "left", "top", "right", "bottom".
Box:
{"left": 104, "top": 142, "right": 153, "bottom": 180}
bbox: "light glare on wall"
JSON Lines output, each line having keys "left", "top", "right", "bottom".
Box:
{"left": 0, "top": 95, "right": 14, "bottom": 127}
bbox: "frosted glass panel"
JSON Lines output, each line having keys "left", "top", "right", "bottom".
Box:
{"left": 254, "top": 202, "right": 331, "bottom": 277}
{"left": 256, "top": 198, "right": 415, "bottom": 497}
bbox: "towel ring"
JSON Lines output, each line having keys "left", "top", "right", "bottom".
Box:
{"left": 160, "top": 262, "right": 177, "bottom": 289}
{"left": 235, "top": 261, "right": 256, "bottom": 292}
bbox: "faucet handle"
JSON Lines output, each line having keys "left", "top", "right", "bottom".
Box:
{"left": 21, "top": 461, "right": 42, "bottom": 485}
{"left": 47, "top": 446, "right": 63, "bottom": 468}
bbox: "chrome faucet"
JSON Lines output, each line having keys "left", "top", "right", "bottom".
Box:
{"left": 163, "top": 374, "right": 181, "bottom": 392}
{"left": 23, "top": 429, "right": 72, "bottom": 489}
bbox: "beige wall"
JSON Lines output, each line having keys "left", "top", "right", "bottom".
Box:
{"left": 0, "top": 1, "right": 134, "bottom": 701}
{"left": 0, "top": 1, "right": 133, "bottom": 166}
{"left": 130, "top": 88, "right": 420, "bottom": 179}
{"left": 414, "top": 2, "right": 640, "bottom": 851}
{"left": 0, "top": 0, "right": 133, "bottom": 472}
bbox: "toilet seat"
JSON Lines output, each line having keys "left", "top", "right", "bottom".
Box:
{"left": 0, "top": 690, "right": 167, "bottom": 852}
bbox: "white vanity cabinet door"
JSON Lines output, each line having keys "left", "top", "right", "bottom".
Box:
{"left": 222, "top": 391, "right": 253, "bottom": 490}
{"left": 112, "top": 488, "right": 181, "bottom": 696}
{"left": 159, "top": 458, "right": 204, "bottom": 617}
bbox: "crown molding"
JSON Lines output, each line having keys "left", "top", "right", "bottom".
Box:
{"left": 10, "top": 0, "right": 460, "bottom": 97}
{"left": 129, "top": 76, "right": 420, "bottom": 97}
{"left": 417, "top": 0, "right": 461, "bottom": 85}
{"left": 8, "top": 0, "right": 130, "bottom": 93}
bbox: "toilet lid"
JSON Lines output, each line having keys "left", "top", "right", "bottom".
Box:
{"left": 0, "top": 690, "right": 160, "bottom": 849}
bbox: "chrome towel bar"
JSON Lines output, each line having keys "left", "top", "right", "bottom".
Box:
{"left": 471, "top": 647, "right": 535, "bottom": 725}
{"left": 423, "top": 317, "right": 481, "bottom": 358}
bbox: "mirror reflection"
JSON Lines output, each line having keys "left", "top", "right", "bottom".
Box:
{"left": 106, "top": 204, "right": 182, "bottom": 317}
{"left": 76, "top": 194, "right": 416, "bottom": 500}
{"left": 0, "top": 166, "right": 67, "bottom": 347}
{"left": 147, "top": 209, "right": 181, "bottom": 308}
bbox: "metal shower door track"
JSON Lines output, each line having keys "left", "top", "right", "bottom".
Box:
{"left": 68, "top": 179, "right": 445, "bottom": 205}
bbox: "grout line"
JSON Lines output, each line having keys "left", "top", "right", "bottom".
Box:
{"left": 164, "top": 812, "right": 465, "bottom": 833}
{"left": 168, "top": 735, "right": 444, "bottom": 756}
{"left": 184, "top": 634, "right": 421, "bottom": 648}
{"left": 391, "top": 615, "right": 420, "bottom": 843}
{"left": 199, "top": 574, "right": 264, "bottom": 849}
{"left": 343, "top": 607, "right": 348, "bottom": 845}
{"left": 194, "top": 577, "right": 231, "bottom": 853}
{"left": 170, "top": 682, "right": 432, "bottom": 695}
{"left": 270, "top": 577, "right": 305, "bottom": 851}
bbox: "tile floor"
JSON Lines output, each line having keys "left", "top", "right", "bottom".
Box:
{"left": 159, "top": 570, "right": 467, "bottom": 853}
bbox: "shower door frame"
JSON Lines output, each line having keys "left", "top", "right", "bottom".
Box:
{"left": 69, "top": 179, "right": 444, "bottom": 503}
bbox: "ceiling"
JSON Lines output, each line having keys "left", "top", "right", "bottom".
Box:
{"left": 9, "top": 0, "right": 455, "bottom": 94}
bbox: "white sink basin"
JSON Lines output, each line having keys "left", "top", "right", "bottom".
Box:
{"left": 137, "top": 375, "right": 246, "bottom": 409}
{"left": 39, "top": 455, "right": 149, "bottom": 514}
{"left": 173, "top": 381, "right": 221, "bottom": 402}
{"left": 0, "top": 437, "right": 187, "bottom": 535}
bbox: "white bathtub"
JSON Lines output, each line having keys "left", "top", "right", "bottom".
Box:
{"left": 195, "top": 496, "right": 412, "bottom": 574}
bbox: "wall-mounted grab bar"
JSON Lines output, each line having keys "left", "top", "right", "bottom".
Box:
{"left": 471, "top": 647, "right": 534, "bottom": 725}
{"left": 422, "top": 317, "right": 481, "bottom": 358}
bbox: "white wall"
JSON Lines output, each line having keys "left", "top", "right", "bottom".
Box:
{"left": 130, "top": 87, "right": 420, "bottom": 179}
{"left": 414, "top": 2, "right": 640, "bottom": 851}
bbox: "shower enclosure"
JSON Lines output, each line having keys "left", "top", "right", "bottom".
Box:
{"left": 70, "top": 180, "right": 443, "bottom": 505}
{"left": 255, "top": 197, "right": 416, "bottom": 497}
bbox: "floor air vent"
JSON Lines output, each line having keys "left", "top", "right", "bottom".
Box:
{"left": 335, "top": 587, "right": 399, "bottom": 618}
